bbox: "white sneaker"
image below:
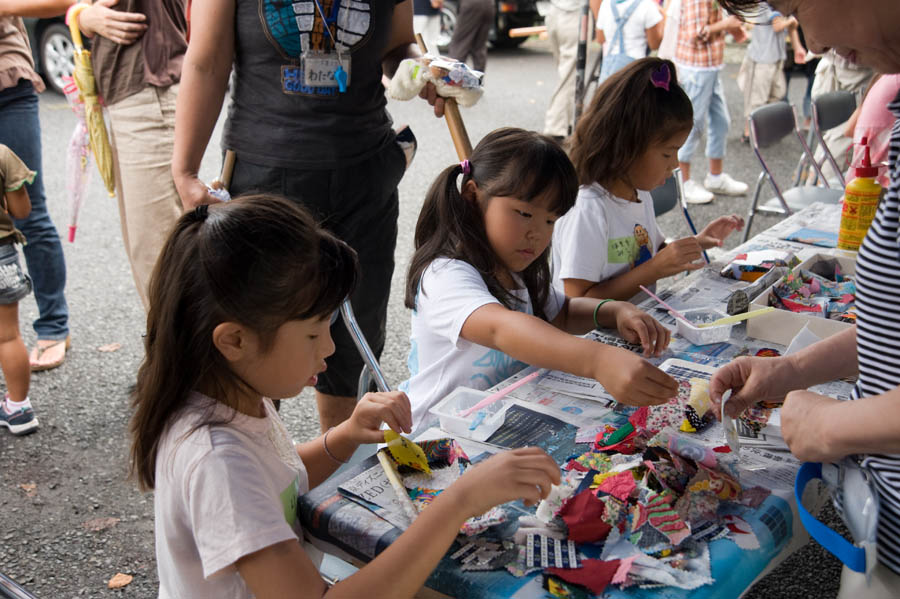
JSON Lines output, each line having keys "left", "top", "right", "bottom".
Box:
{"left": 704, "top": 172, "right": 749, "bottom": 196}
{"left": 682, "top": 179, "right": 714, "bottom": 204}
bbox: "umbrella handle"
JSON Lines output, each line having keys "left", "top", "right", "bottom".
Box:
{"left": 66, "top": 3, "right": 88, "bottom": 51}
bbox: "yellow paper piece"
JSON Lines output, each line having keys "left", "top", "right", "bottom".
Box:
{"left": 384, "top": 430, "right": 431, "bottom": 474}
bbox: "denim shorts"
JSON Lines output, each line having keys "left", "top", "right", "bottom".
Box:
{"left": 0, "top": 242, "right": 33, "bottom": 305}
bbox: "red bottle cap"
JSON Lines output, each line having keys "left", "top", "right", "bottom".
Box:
{"left": 854, "top": 136, "right": 879, "bottom": 179}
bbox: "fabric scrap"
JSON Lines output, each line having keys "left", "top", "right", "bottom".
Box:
{"left": 526, "top": 533, "right": 580, "bottom": 569}
{"left": 460, "top": 505, "right": 506, "bottom": 536}
{"left": 546, "top": 559, "right": 621, "bottom": 596}
{"left": 595, "top": 470, "right": 637, "bottom": 502}
{"left": 559, "top": 489, "right": 612, "bottom": 543}
{"left": 536, "top": 470, "right": 585, "bottom": 523}
{"left": 724, "top": 514, "right": 760, "bottom": 549}
{"left": 645, "top": 490, "right": 691, "bottom": 546}
{"left": 612, "top": 556, "right": 638, "bottom": 584}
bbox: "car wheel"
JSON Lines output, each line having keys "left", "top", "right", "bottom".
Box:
{"left": 39, "top": 23, "right": 74, "bottom": 95}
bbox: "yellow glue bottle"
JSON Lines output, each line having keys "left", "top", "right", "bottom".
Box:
{"left": 838, "top": 136, "right": 882, "bottom": 251}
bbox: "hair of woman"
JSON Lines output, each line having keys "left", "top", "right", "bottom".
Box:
{"left": 405, "top": 127, "right": 578, "bottom": 320}
{"left": 569, "top": 57, "right": 694, "bottom": 187}
{"left": 130, "top": 195, "right": 358, "bottom": 490}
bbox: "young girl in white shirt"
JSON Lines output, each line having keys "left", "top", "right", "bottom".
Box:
{"left": 402, "top": 128, "right": 679, "bottom": 427}
{"left": 131, "top": 195, "right": 561, "bottom": 599}
{"left": 554, "top": 57, "right": 745, "bottom": 302}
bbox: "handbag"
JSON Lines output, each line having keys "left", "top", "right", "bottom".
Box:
{"left": 795, "top": 458, "right": 880, "bottom": 578}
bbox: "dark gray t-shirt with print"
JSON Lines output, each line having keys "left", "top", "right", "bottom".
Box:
{"left": 224, "top": 0, "right": 400, "bottom": 169}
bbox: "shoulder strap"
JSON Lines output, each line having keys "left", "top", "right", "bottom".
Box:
{"left": 610, "top": 0, "right": 644, "bottom": 54}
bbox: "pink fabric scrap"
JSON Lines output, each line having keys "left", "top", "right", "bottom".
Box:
{"left": 596, "top": 471, "right": 637, "bottom": 502}
{"left": 612, "top": 556, "right": 638, "bottom": 584}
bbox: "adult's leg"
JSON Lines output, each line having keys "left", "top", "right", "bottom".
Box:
{"left": 0, "top": 82, "right": 69, "bottom": 349}
{"left": 677, "top": 66, "right": 716, "bottom": 179}
{"left": 449, "top": 0, "right": 493, "bottom": 71}
{"left": 543, "top": 6, "right": 581, "bottom": 138}
{"left": 106, "top": 85, "right": 184, "bottom": 310}
{"left": 705, "top": 70, "right": 731, "bottom": 174}
{"left": 468, "top": 0, "right": 494, "bottom": 72}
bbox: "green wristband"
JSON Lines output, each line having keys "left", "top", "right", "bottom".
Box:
{"left": 593, "top": 299, "right": 615, "bottom": 329}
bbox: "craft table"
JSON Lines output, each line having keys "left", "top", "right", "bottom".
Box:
{"left": 299, "top": 203, "right": 852, "bottom": 598}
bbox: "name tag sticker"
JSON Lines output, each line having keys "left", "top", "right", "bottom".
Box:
{"left": 303, "top": 54, "right": 351, "bottom": 88}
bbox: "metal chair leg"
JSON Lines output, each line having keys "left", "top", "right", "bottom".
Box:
{"left": 742, "top": 171, "right": 766, "bottom": 243}
{"left": 340, "top": 298, "right": 391, "bottom": 396}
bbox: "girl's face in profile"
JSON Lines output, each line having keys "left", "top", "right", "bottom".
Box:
{"left": 476, "top": 186, "right": 558, "bottom": 287}
{"left": 626, "top": 129, "right": 690, "bottom": 191}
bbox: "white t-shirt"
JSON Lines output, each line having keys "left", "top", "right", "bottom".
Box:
{"left": 401, "top": 258, "right": 566, "bottom": 427}
{"left": 552, "top": 183, "right": 665, "bottom": 292}
{"left": 597, "top": 0, "right": 663, "bottom": 59}
{"left": 155, "top": 393, "right": 311, "bottom": 599}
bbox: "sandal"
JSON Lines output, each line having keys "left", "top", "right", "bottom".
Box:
{"left": 30, "top": 335, "right": 71, "bottom": 372}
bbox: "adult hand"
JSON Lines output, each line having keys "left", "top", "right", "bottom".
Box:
{"left": 794, "top": 45, "right": 807, "bottom": 65}
{"left": 347, "top": 391, "right": 413, "bottom": 444}
{"left": 174, "top": 174, "right": 221, "bottom": 211}
{"left": 78, "top": 0, "right": 147, "bottom": 46}
{"left": 650, "top": 237, "right": 705, "bottom": 278}
{"left": 781, "top": 390, "right": 846, "bottom": 462}
{"left": 449, "top": 448, "right": 560, "bottom": 517}
{"left": 613, "top": 303, "right": 671, "bottom": 356}
{"left": 709, "top": 355, "right": 795, "bottom": 418}
{"left": 418, "top": 82, "right": 446, "bottom": 118}
{"left": 597, "top": 348, "right": 678, "bottom": 406}
{"left": 696, "top": 215, "right": 745, "bottom": 249}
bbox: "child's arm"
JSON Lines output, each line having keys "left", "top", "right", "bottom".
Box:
{"left": 553, "top": 297, "right": 671, "bottom": 356}
{"left": 296, "top": 391, "right": 413, "bottom": 488}
{"left": 562, "top": 237, "right": 705, "bottom": 301}
{"left": 771, "top": 14, "right": 798, "bottom": 33}
{"left": 694, "top": 214, "right": 744, "bottom": 249}
{"left": 3, "top": 188, "right": 30, "bottom": 220}
{"left": 462, "top": 304, "right": 678, "bottom": 406}
{"left": 237, "top": 448, "right": 560, "bottom": 598}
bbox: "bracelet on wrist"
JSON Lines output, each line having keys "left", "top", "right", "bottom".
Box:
{"left": 322, "top": 426, "right": 349, "bottom": 464}
{"left": 593, "top": 299, "right": 615, "bottom": 329}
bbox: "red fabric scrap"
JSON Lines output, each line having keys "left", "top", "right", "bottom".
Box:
{"left": 559, "top": 489, "right": 612, "bottom": 543}
{"left": 596, "top": 471, "right": 637, "bottom": 502}
{"left": 547, "top": 559, "right": 621, "bottom": 595}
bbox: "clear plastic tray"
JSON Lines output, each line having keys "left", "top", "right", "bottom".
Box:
{"left": 675, "top": 307, "right": 734, "bottom": 346}
{"left": 428, "top": 386, "right": 510, "bottom": 442}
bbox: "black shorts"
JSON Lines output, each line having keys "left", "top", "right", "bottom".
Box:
{"left": 229, "top": 141, "right": 405, "bottom": 397}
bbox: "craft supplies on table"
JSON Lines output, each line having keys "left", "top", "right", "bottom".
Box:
{"left": 430, "top": 386, "right": 511, "bottom": 442}
{"left": 675, "top": 308, "right": 734, "bottom": 346}
{"left": 748, "top": 253, "right": 858, "bottom": 346}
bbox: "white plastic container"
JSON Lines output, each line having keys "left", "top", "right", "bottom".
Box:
{"left": 428, "top": 386, "right": 511, "bottom": 442}
{"left": 675, "top": 307, "right": 734, "bottom": 346}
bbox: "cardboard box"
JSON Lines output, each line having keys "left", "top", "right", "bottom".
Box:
{"left": 746, "top": 253, "right": 857, "bottom": 346}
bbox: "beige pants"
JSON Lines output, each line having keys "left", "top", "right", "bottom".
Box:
{"left": 106, "top": 84, "right": 183, "bottom": 310}
{"left": 543, "top": 5, "right": 582, "bottom": 138}
{"left": 737, "top": 57, "right": 786, "bottom": 121}
{"left": 836, "top": 562, "right": 900, "bottom": 599}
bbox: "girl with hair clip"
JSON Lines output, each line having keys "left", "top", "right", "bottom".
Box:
{"left": 554, "top": 57, "right": 745, "bottom": 302}
{"left": 132, "top": 195, "right": 561, "bottom": 598}
{"left": 402, "top": 128, "right": 679, "bottom": 427}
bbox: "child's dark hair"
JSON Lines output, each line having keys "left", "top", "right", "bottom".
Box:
{"left": 570, "top": 57, "right": 693, "bottom": 186}
{"left": 405, "top": 128, "right": 577, "bottom": 320}
{"left": 130, "top": 195, "right": 357, "bottom": 490}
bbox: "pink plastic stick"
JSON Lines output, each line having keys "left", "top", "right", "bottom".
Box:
{"left": 638, "top": 285, "right": 690, "bottom": 324}
{"left": 460, "top": 370, "right": 542, "bottom": 418}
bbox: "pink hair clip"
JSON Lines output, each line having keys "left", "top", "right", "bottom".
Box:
{"left": 460, "top": 159, "right": 471, "bottom": 175}
{"left": 651, "top": 64, "right": 671, "bottom": 92}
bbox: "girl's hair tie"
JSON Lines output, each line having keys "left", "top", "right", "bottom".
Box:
{"left": 651, "top": 63, "right": 671, "bottom": 92}
{"left": 193, "top": 204, "right": 209, "bottom": 221}
{"left": 460, "top": 159, "right": 471, "bottom": 175}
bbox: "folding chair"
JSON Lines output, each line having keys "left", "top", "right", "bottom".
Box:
{"left": 805, "top": 90, "right": 857, "bottom": 187}
{"left": 340, "top": 298, "right": 391, "bottom": 399}
{"left": 0, "top": 571, "right": 37, "bottom": 599}
{"left": 742, "top": 101, "right": 844, "bottom": 242}
{"left": 649, "top": 175, "right": 679, "bottom": 217}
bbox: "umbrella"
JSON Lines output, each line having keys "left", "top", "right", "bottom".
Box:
{"left": 62, "top": 77, "right": 93, "bottom": 242}
{"left": 67, "top": 4, "right": 115, "bottom": 197}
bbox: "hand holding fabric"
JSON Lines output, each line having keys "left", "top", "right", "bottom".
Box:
{"left": 174, "top": 174, "right": 222, "bottom": 211}
{"left": 781, "top": 390, "right": 846, "bottom": 462}
{"left": 596, "top": 347, "right": 678, "bottom": 406}
{"left": 78, "top": 0, "right": 147, "bottom": 46}
{"left": 348, "top": 391, "right": 413, "bottom": 444}
{"left": 710, "top": 355, "right": 796, "bottom": 418}
{"left": 650, "top": 237, "right": 705, "bottom": 278}
{"left": 612, "top": 303, "right": 671, "bottom": 356}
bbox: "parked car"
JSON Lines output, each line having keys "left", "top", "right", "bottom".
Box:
{"left": 23, "top": 16, "right": 74, "bottom": 95}
{"left": 438, "top": 0, "right": 543, "bottom": 52}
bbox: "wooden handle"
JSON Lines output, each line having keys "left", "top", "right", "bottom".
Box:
{"left": 415, "top": 32, "right": 428, "bottom": 54}
{"left": 219, "top": 150, "right": 236, "bottom": 190}
{"left": 444, "top": 100, "right": 473, "bottom": 160}
{"left": 508, "top": 25, "right": 547, "bottom": 38}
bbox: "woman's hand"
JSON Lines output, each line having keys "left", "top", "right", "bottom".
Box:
{"left": 781, "top": 391, "right": 846, "bottom": 462}
{"left": 612, "top": 303, "right": 670, "bottom": 356}
{"left": 78, "top": 0, "right": 147, "bottom": 46}
{"left": 596, "top": 347, "right": 678, "bottom": 406}
{"left": 696, "top": 215, "right": 744, "bottom": 249}
{"left": 418, "top": 82, "right": 446, "bottom": 117}
{"left": 174, "top": 173, "right": 220, "bottom": 211}
{"left": 446, "top": 448, "right": 561, "bottom": 517}
{"left": 709, "top": 355, "right": 796, "bottom": 418}
{"left": 649, "top": 237, "right": 705, "bottom": 278}
{"left": 346, "top": 391, "right": 413, "bottom": 444}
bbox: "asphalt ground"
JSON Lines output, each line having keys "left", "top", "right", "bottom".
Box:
{"left": 0, "top": 39, "right": 846, "bottom": 597}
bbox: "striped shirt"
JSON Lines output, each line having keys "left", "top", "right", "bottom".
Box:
{"left": 851, "top": 90, "right": 900, "bottom": 575}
